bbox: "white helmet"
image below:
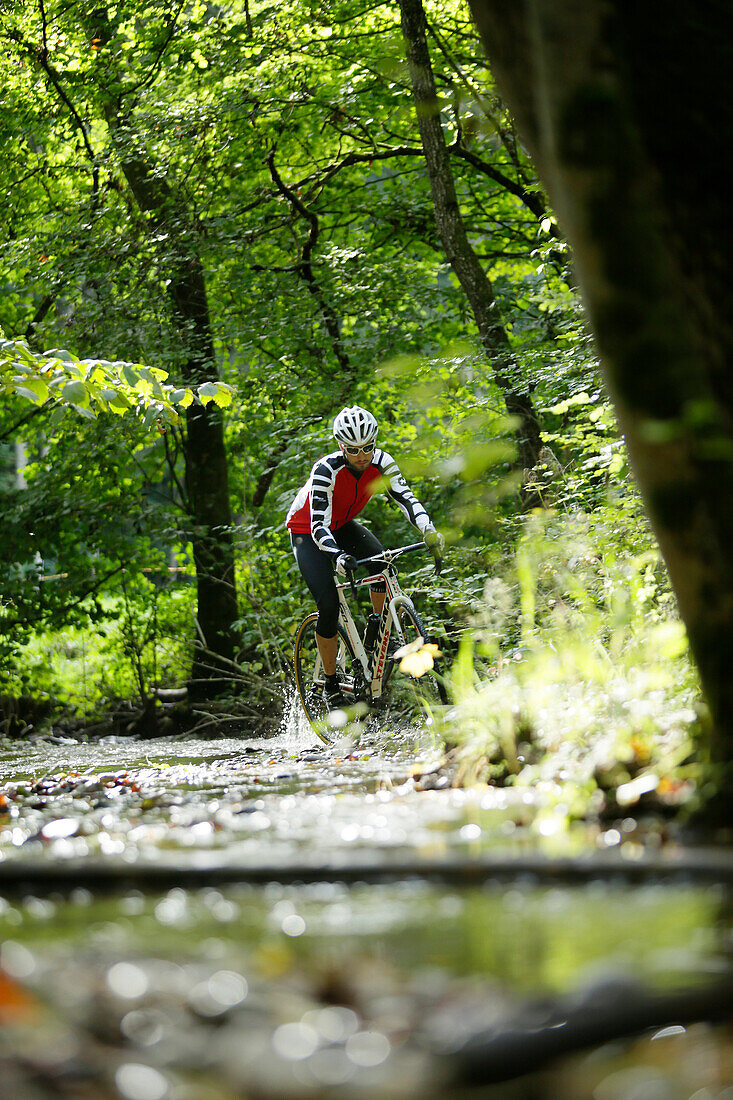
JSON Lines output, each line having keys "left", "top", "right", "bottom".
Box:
{"left": 333, "top": 406, "right": 378, "bottom": 448}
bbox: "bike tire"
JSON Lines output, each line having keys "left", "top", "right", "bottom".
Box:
{"left": 293, "top": 612, "right": 359, "bottom": 744}
{"left": 391, "top": 602, "right": 449, "bottom": 716}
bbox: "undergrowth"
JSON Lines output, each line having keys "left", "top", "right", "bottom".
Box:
{"left": 446, "top": 508, "right": 704, "bottom": 822}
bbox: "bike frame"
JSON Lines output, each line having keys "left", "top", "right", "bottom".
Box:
{"left": 334, "top": 542, "right": 425, "bottom": 703}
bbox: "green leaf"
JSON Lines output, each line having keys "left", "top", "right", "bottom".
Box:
{"left": 12, "top": 343, "right": 38, "bottom": 364}
{"left": 13, "top": 384, "right": 46, "bottom": 405}
{"left": 547, "top": 392, "right": 592, "bottom": 415}
{"left": 158, "top": 404, "right": 179, "bottom": 424}
{"left": 122, "top": 364, "right": 139, "bottom": 387}
{"left": 171, "top": 388, "right": 194, "bottom": 407}
{"left": 212, "top": 384, "right": 233, "bottom": 408}
{"left": 27, "top": 376, "right": 50, "bottom": 402}
{"left": 61, "top": 379, "right": 89, "bottom": 405}
{"left": 43, "top": 348, "right": 77, "bottom": 363}
{"left": 197, "top": 381, "right": 233, "bottom": 407}
{"left": 47, "top": 405, "right": 67, "bottom": 429}
{"left": 139, "top": 367, "right": 164, "bottom": 396}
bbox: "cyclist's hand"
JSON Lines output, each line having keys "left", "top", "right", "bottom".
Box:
{"left": 423, "top": 524, "right": 444, "bottom": 553}
{"left": 335, "top": 553, "right": 359, "bottom": 577}
{"left": 423, "top": 525, "right": 444, "bottom": 574}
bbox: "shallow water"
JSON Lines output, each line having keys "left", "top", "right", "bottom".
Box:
{"left": 1, "top": 698, "right": 732, "bottom": 1097}
{"left": 0, "top": 699, "right": 648, "bottom": 870}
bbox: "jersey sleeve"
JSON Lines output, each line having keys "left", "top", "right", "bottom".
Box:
{"left": 309, "top": 459, "right": 341, "bottom": 554}
{"left": 377, "top": 450, "right": 431, "bottom": 532}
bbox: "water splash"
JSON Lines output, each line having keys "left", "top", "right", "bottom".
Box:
{"left": 277, "top": 688, "right": 315, "bottom": 753}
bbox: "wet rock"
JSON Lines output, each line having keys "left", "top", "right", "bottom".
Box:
{"left": 414, "top": 772, "right": 451, "bottom": 791}
{"left": 40, "top": 818, "right": 81, "bottom": 840}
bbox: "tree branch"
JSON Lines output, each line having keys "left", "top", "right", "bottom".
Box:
{"left": 163, "top": 426, "right": 189, "bottom": 510}
{"left": 399, "top": 0, "right": 543, "bottom": 486}
{"left": 0, "top": 406, "right": 43, "bottom": 444}
{"left": 24, "top": 293, "right": 55, "bottom": 341}
{"left": 115, "top": 0, "right": 186, "bottom": 102}
{"left": 11, "top": 4, "right": 101, "bottom": 199}
{"left": 266, "top": 150, "right": 351, "bottom": 373}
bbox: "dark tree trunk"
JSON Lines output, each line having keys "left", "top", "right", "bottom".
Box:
{"left": 398, "top": 0, "right": 543, "bottom": 489}
{"left": 111, "top": 150, "right": 239, "bottom": 697}
{"left": 468, "top": 0, "right": 733, "bottom": 821}
{"left": 170, "top": 265, "right": 239, "bottom": 696}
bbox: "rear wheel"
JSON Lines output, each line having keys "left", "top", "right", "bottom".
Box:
{"left": 389, "top": 602, "right": 449, "bottom": 720}
{"left": 293, "top": 613, "right": 361, "bottom": 744}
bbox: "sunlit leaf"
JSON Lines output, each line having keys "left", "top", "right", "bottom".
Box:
{"left": 171, "top": 388, "right": 194, "bottom": 408}
{"left": 547, "top": 392, "right": 592, "bottom": 414}
{"left": 14, "top": 378, "right": 49, "bottom": 403}
{"left": 110, "top": 392, "right": 132, "bottom": 410}
{"left": 197, "top": 381, "right": 223, "bottom": 406}
{"left": 212, "top": 384, "right": 233, "bottom": 408}
{"left": 41, "top": 347, "right": 77, "bottom": 363}
{"left": 398, "top": 642, "right": 441, "bottom": 677}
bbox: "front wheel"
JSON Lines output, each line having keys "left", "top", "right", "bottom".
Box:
{"left": 293, "top": 613, "right": 360, "bottom": 744}
{"left": 390, "top": 602, "right": 449, "bottom": 720}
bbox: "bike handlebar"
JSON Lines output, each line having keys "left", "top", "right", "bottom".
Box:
{"left": 354, "top": 541, "right": 426, "bottom": 567}
{"left": 336, "top": 543, "right": 441, "bottom": 589}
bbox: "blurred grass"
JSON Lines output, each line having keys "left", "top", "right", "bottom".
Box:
{"left": 444, "top": 508, "right": 702, "bottom": 821}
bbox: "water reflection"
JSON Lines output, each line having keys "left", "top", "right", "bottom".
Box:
{"left": 1, "top": 881, "right": 728, "bottom": 993}
{"left": 0, "top": 880, "right": 730, "bottom": 1097}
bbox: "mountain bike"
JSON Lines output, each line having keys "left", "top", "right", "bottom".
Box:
{"left": 293, "top": 542, "right": 449, "bottom": 744}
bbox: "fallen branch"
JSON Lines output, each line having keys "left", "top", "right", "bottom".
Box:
{"left": 2, "top": 848, "right": 733, "bottom": 896}
{"left": 447, "top": 972, "right": 733, "bottom": 1085}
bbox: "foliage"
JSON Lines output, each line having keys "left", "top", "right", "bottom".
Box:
{"left": 0, "top": 0, "right": 701, "bottom": 801}
{"left": 1, "top": 336, "right": 233, "bottom": 426}
{"left": 7, "top": 583, "right": 193, "bottom": 713}
{"left": 446, "top": 507, "right": 701, "bottom": 824}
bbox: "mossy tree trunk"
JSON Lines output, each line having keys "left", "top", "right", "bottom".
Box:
{"left": 468, "top": 0, "right": 733, "bottom": 820}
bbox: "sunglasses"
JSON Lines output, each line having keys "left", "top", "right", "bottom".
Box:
{"left": 343, "top": 443, "right": 376, "bottom": 457}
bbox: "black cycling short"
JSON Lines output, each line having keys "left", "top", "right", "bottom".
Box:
{"left": 291, "top": 520, "right": 387, "bottom": 637}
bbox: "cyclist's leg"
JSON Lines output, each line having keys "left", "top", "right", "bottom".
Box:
{"left": 335, "top": 521, "right": 387, "bottom": 613}
{"left": 334, "top": 520, "right": 384, "bottom": 561}
{"left": 291, "top": 534, "right": 340, "bottom": 673}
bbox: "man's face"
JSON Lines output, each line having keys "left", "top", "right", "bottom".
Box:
{"left": 340, "top": 442, "right": 375, "bottom": 471}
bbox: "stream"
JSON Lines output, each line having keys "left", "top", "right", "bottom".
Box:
{"left": 1, "top": 697, "right": 732, "bottom": 1098}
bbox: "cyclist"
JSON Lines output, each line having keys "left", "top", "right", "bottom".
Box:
{"left": 287, "top": 405, "right": 443, "bottom": 710}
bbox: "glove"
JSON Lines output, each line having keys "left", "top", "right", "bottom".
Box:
{"left": 422, "top": 524, "right": 444, "bottom": 575}
{"left": 422, "top": 524, "right": 444, "bottom": 554}
{"left": 335, "top": 553, "right": 359, "bottom": 577}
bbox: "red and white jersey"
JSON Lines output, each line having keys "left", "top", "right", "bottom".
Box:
{"left": 286, "top": 449, "right": 430, "bottom": 554}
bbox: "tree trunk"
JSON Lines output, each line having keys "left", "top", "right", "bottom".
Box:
{"left": 468, "top": 0, "right": 733, "bottom": 821}
{"left": 172, "top": 267, "right": 239, "bottom": 696}
{"left": 111, "top": 148, "right": 239, "bottom": 698}
{"left": 398, "top": 0, "right": 543, "bottom": 488}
